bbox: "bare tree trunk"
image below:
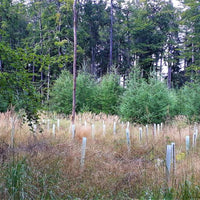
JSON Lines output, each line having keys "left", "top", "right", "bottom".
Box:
{"left": 32, "top": 64, "right": 35, "bottom": 82}
{"left": 47, "top": 64, "right": 50, "bottom": 101}
{"left": 109, "top": 0, "right": 113, "bottom": 73}
{"left": 91, "top": 47, "right": 95, "bottom": 75}
{"left": 0, "top": 60, "right": 2, "bottom": 72}
{"left": 0, "top": 27, "right": 2, "bottom": 72}
{"left": 57, "top": 0, "right": 62, "bottom": 57}
{"left": 160, "top": 56, "right": 163, "bottom": 81}
{"left": 168, "top": 65, "right": 172, "bottom": 89}
{"left": 126, "top": 11, "right": 130, "bottom": 69}
{"left": 41, "top": 71, "right": 44, "bottom": 104}
{"left": 39, "top": 6, "right": 44, "bottom": 100}
{"left": 39, "top": 9, "right": 43, "bottom": 52}
{"left": 72, "top": 0, "right": 77, "bottom": 124}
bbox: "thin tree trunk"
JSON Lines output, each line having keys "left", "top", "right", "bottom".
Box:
{"left": 192, "top": 43, "right": 194, "bottom": 63}
{"left": 0, "top": 60, "right": 2, "bottom": 72}
{"left": 0, "top": 28, "right": 2, "bottom": 71}
{"left": 168, "top": 65, "right": 172, "bottom": 89}
{"left": 72, "top": 0, "right": 77, "bottom": 124}
{"left": 57, "top": 0, "right": 62, "bottom": 57}
{"left": 32, "top": 64, "right": 35, "bottom": 82}
{"left": 41, "top": 71, "right": 44, "bottom": 104}
{"left": 109, "top": 0, "right": 113, "bottom": 73}
{"left": 126, "top": 11, "right": 130, "bottom": 68}
{"left": 39, "top": 6, "right": 44, "bottom": 98}
{"left": 47, "top": 64, "right": 50, "bottom": 101}
{"left": 39, "top": 9, "right": 43, "bottom": 53}
{"left": 160, "top": 56, "right": 163, "bottom": 81}
{"left": 91, "top": 47, "right": 95, "bottom": 75}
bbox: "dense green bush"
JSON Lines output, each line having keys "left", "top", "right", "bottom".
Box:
{"left": 93, "top": 74, "right": 124, "bottom": 115}
{"left": 50, "top": 71, "right": 96, "bottom": 115}
{"left": 176, "top": 82, "right": 200, "bottom": 122}
{"left": 119, "top": 77, "right": 176, "bottom": 124}
{"left": 0, "top": 93, "right": 12, "bottom": 112}
{"left": 49, "top": 70, "right": 73, "bottom": 115}
{"left": 50, "top": 71, "right": 123, "bottom": 115}
{"left": 76, "top": 72, "right": 97, "bottom": 113}
{"left": 0, "top": 44, "right": 40, "bottom": 124}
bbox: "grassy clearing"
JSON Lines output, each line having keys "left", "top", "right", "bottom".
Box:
{"left": 0, "top": 112, "right": 200, "bottom": 199}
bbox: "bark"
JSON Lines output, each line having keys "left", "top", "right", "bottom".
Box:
{"left": 39, "top": 9, "right": 43, "bottom": 53}
{"left": 0, "top": 60, "right": 2, "bottom": 72}
{"left": 0, "top": 24, "right": 2, "bottom": 71}
{"left": 39, "top": 5, "right": 44, "bottom": 97}
{"left": 109, "top": 0, "right": 113, "bottom": 73}
{"left": 57, "top": 0, "right": 62, "bottom": 57}
{"left": 91, "top": 47, "right": 95, "bottom": 75}
{"left": 47, "top": 64, "right": 50, "bottom": 101}
{"left": 72, "top": 0, "right": 77, "bottom": 124}
{"left": 32, "top": 64, "right": 35, "bottom": 82}
{"left": 168, "top": 65, "right": 172, "bottom": 89}
{"left": 160, "top": 56, "right": 163, "bottom": 81}
{"left": 41, "top": 71, "right": 44, "bottom": 104}
{"left": 126, "top": 11, "right": 130, "bottom": 68}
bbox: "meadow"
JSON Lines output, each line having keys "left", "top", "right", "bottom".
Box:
{"left": 0, "top": 111, "right": 200, "bottom": 200}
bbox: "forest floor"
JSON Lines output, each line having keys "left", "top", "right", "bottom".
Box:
{"left": 0, "top": 112, "right": 200, "bottom": 199}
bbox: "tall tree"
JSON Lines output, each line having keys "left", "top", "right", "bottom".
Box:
{"left": 72, "top": 0, "right": 77, "bottom": 124}
{"left": 0, "top": 43, "right": 40, "bottom": 125}
{"left": 181, "top": 0, "right": 200, "bottom": 81}
{"left": 109, "top": 0, "right": 113, "bottom": 73}
{"left": 79, "top": 0, "right": 108, "bottom": 76}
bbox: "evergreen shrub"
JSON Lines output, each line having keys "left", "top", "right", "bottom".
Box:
{"left": 119, "top": 77, "right": 176, "bottom": 124}
{"left": 93, "top": 74, "right": 124, "bottom": 115}
{"left": 50, "top": 71, "right": 123, "bottom": 115}
{"left": 176, "top": 82, "right": 200, "bottom": 122}
{"left": 50, "top": 70, "right": 96, "bottom": 115}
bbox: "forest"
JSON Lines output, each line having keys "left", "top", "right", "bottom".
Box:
{"left": 1, "top": 0, "right": 200, "bottom": 123}
{"left": 2, "top": 1, "right": 200, "bottom": 199}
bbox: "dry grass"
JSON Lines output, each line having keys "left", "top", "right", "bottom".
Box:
{"left": 0, "top": 112, "right": 200, "bottom": 199}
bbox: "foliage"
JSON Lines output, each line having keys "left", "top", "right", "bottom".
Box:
{"left": 50, "top": 71, "right": 123, "bottom": 115}
{"left": 119, "top": 76, "right": 175, "bottom": 124}
{"left": 181, "top": 0, "right": 200, "bottom": 80}
{"left": 0, "top": 43, "right": 40, "bottom": 125}
{"left": 76, "top": 72, "right": 97, "bottom": 113}
{"left": 3, "top": 158, "right": 34, "bottom": 200}
{"left": 176, "top": 82, "right": 200, "bottom": 122}
{"left": 93, "top": 74, "right": 123, "bottom": 115}
{"left": 1, "top": 156, "right": 63, "bottom": 199}
{"left": 50, "top": 70, "right": 96, "bottom": 115}
{"left": 2, "top": 0, "right": 200, "bottom": 124}
{"left": 50, "top": 70, "right": 73, "bottom": 115}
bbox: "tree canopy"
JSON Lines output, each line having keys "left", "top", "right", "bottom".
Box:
{"left": 1, "top": 0, "right": 200, "bottom": 123}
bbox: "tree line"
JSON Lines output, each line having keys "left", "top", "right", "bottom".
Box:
{"left": 0, "top": 0, "right": 200, "bottom": 122}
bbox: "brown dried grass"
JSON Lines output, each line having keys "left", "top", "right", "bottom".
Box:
{"left": 0, "top": 111, "right": 200, "bottom": 198}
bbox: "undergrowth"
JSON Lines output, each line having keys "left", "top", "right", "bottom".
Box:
{"left": 0, "top": 112, "right": 200, "bottom": 199}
